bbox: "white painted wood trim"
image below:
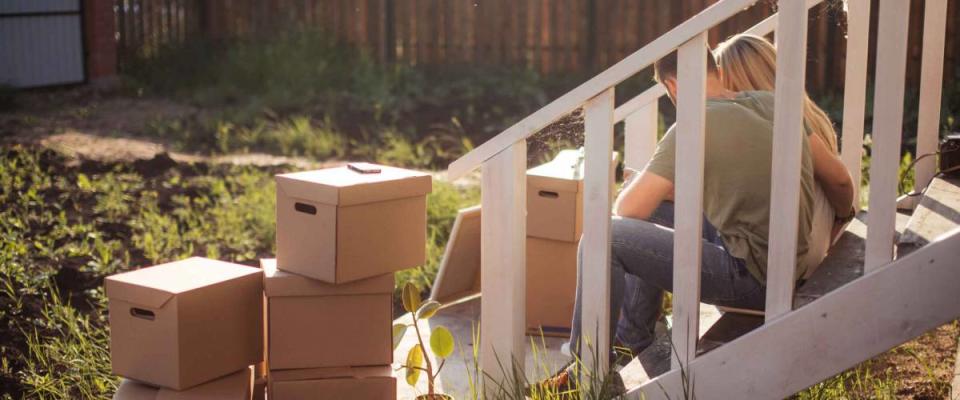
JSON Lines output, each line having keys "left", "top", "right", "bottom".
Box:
{"left": 764, "top": 0, "right": 808, "bottom": 321}
{"left": 914, "top": 0, "right": 947, "bottom": 195}
{"left": 671, "top": 32, "right": 708, "bottom": 370}
{"left": 865, "top": 0, "right": 911, "bottom": 272}
{"left": 446, "top": 0, "right": 759, "bottom": 179}
{"left": 839, "top": 0, "right": 871, "bottom": 208}
{"left": 614, "top": 84, "right": 666, "bottom": 124}
{"left": 623, "top": 101, "right": 659, "bottom": 171}
{"left": 479, "top": 142, "right": 527, "bottom": 389}
{"left": 744, "top": 0, "right": 822, "bottom": 37}
{"left": 627, "top": 227, "right": 960, "bottom": 400}
{"left": 580, "top": 88, "right": 615, "bottom": 379}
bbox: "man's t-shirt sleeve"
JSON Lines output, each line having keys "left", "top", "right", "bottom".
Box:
{"left": 643, "top": 125, "right": 677, "bottom": 182}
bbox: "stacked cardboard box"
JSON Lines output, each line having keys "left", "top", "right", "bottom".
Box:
{"left": 106, "top": 257, "right": 264, "bottom": 399}
{"left": 266, "top": 163, "right": 431, "bottom": 399}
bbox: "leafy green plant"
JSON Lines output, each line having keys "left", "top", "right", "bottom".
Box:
{"left": 394, "top": 282, "right": 456, "bottom": 400}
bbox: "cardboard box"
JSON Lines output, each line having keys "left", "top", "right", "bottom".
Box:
{"left": 269, "top": 366, "right": 396, "bottom": 400}
{"left": 113, "top": 366, "right": 253, "bottom": 400}
{"left": 261, "top": 259, "right": 393, "bottom": 370}
{"left": 275, "top": 163, "right": 432, "bottom": 283}
{"left": 105, "top": 257, "right": 264, "bottom": 390}
{"left": 527, "top": 150, "right": 618, "bottom": 242}
{"left": 525, "top": 237, "right": 578, "bottom": 336}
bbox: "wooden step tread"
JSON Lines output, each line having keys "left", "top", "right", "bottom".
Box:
{"left": 897, "top": 177, "right": 960, "bottom": 257}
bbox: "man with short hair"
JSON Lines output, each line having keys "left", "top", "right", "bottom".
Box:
{"left": 539, "top": 49, "right": 819, "bottom": 390}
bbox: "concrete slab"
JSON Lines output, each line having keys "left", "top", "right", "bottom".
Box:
{"left": 897, "top": 177, "right": 960, "bottom": 257}
{"left": 393, "top": 297, "right": 722, "bottom": 399}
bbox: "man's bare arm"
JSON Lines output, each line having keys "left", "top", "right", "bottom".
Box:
{"left": 613, "top": 170, "right": 674, "bottom": 220}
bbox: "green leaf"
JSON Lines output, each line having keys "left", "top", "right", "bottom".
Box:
{"left": 402, "top": 282, "right": 421, "bottom": 314}
{"left": 429, "top": 326, "right": 455, "bottom": 359}
{"left": 405, "top": 344, "right": 424, "bottom": 386}
{"left": 416, "top": 300, "right": 441, "bottom": 320}
{"left": 392, "top": 323, "right": 408, "bottom": 350}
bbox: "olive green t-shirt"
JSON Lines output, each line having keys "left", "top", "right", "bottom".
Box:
{"left": 644, "top": 91, "right": 815, "bottom": 283}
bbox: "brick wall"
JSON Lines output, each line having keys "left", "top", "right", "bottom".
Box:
{"left": 83, "top": 0, "right": 117, "bottom": 83}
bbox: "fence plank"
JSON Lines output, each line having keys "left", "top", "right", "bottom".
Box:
{"left": 765, "top": 0, "right": 808, "bottom": 321}
{"left": 671, "top": 32, "right": 708, "bottom": 370}
{"left": 580, "top": 87, "right": 615, "bottom": 381}
{"left": 479, "top": 140, "right": 527, "bottom": 391}
{"left": 914, "top": 0, "right": 947, "bottom": 195}
{"left": 840, "top": 0, "right": 870, "bottom": 208}
{"left": 865, "top": 0, "right": 911, "bottom": 271}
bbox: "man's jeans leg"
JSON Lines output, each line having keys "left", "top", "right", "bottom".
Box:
{"left": 568, "top": 203, "right": 766, "bottom": 358}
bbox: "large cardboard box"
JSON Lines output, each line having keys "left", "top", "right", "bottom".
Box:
{"left": 261, "top": 259, "right": 393, "bottom": 370}
{"left": 106, "top": 257, "right": 264, "bottom": 390}
{"left": 269, "top": 366, "right": 396, "bottom": 400}
{"left": 525, "top": 237, "right": 578, "bottom": 335}
{"left": 113, "top": 367, "right": 253, "bottom": 400}
{"left": 275, "top": 163, "right": 432, "bottom": 283}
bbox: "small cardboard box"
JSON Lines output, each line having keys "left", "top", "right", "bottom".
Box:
{"left": 105, "top": 258, "right": 264, "bottom": 390}
{"left": 525, "top": 237, "right": 578, "bottom": 335}
{"left": 261, "top": 259, "right": 393, "bottom": 370}
{"left": 275, "top": 163, "right": 432, "bottom": 283}
{"left": 269, "top": 365, "right": 396, "bottom": 400}
{"left": 527, "top": 150, "right": 618, "bottom": 242}
{"left": 113, "top": 366, "right": 254, "bottom": 400}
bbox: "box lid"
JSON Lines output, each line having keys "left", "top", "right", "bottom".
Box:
{"left": 114, "top": 367, "right": 253, "bottom": 400}
{"left": 527, "top": 149, "right": 619, "bottom": 193}
{"left": 275, "top": 163, "right": 432, "bottom": 206}
{"left": 269, "top": 365, "right": 392, "bottom": 382}
{"left": 261, "top": 259, "right": 394, "bottom": 297}
{"left": 105, "top": 257, "right": 262, "bottom": 309}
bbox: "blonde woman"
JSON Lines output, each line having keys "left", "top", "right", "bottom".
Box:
{"left": 714, "top": 34, "right": 855, "bottom": 278}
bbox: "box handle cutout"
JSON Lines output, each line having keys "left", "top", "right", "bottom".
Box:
{"left": 130, "top": 308, "right": 155, "bottom": 321}
{"left": 294, "top": 202, "right": 317, "bottom": 215}
{"left": 538, "top": 190, "right": 559, "bottom": 199}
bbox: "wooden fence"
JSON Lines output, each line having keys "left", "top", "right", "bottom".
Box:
{"left": 114, "top": 0, "right": 960, "bottom": 94}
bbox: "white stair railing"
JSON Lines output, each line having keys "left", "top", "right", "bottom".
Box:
{"left": 446, "top": 0, "right": 952, "bottom": 396}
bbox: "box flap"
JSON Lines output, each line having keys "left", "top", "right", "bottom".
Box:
{"left": 528, "top": 149, "right": 619, "bottom": 193}
{"left": 276, "top": 164, "right": 432, "bottom": 206}
{"left": 429, "top": 206, "right": 482, "bottom": 304}
{"left": 261, "top": 259, "right": 394, "bottom": 297}
{"left": 156, "top": 367, "right": 253, "bottom": 400}
{"left": 270, "top": 365, "right": 392, "bottom": 382}
{"left": 105, "top": 258, "right": 262, "bottom": 308}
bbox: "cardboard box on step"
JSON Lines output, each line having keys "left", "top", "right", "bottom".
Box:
{"left": 526, "top": 237, "right": 578, "bottom": 336}
{"left": 269, "top": 365, "right": 396, "bottom": 400}
{"left": 113, "top": 366, "right": 253, "bottom": 400}
{"left": 105, "top": 257, "right": 264, "bottom": 390}
{"left": 261, "top": 259, "right": 393, "bottom": 370}
{"left": 275, "top": 163, "right": 432, "bottom": 283}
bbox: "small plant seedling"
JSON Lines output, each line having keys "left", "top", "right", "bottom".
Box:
{"left": 393, "top": 282, "right": 455, "bottom": 400}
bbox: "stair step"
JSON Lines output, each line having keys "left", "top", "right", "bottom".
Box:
{"left": 897, "top": 177, "right": 960, "bottom": 257}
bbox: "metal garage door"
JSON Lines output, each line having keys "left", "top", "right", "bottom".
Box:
{"left": 0, "top": 0, "right": 85, "bottom": 88}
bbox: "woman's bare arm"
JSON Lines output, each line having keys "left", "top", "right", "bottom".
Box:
{"left": 809, "top": 133, "right": 855, "bottom": 216}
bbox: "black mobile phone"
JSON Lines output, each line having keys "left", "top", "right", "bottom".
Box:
{"left": 347, "top": 162, "right": 382, "bottom": 174}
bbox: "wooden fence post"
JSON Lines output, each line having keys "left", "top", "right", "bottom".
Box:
{"left": 914, "top": 0, "right": 947, "bottom": 195}
{"left": 839, "top": 0, "right": 871, "bottom": 208}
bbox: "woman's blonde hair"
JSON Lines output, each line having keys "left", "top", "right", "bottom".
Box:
{"left": 714, "top": 34, "right": 839, "bottom": 154}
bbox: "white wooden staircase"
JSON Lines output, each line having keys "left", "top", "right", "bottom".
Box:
{"left": 436, "top": 0, "right": 959, "bottom": 398}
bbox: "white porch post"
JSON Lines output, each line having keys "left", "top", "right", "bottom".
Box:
{"left": 624, "top": 102, "right": 659, "bottom": 172}
{"left": 671, "top": 31, "right": 708, "bottom": 370}
{"left": 580, "top": 88, "right": 615, "bottom": 381}
{"left": 839, "top": 0, "right": 871, "bottom": 207}
{"left": 479, "top": 141, "right": 526, "bottom": 390}
{"left": 865, "top": 0, "right": 911, "bottom": 271}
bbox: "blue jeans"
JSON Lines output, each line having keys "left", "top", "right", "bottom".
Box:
{"left": 569, "top": 202, "right": 766, "bottom": 357}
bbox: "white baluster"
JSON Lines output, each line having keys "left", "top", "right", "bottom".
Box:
{"left": 840, "top": 0, "right": 871, "bottom": 208}
{"left": 624, "top": 101, "right": 659, "bottom": 172}
{"left": 866, "top": 0, "right": 911, "bottom": 271}
{"left": 479, "top": 141, "right": 526, "bottom": 391}
{"left": 580, "top": 88, "right": 615, "bottom": 381}
{"left": 765, "top": 0, "right": 808, "bottom": 321}
{"left": 672, "top": 31, "right": 708, "bottom": 370}
{"left": 914, "top": 0, "right": 947, "bottom": 195}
